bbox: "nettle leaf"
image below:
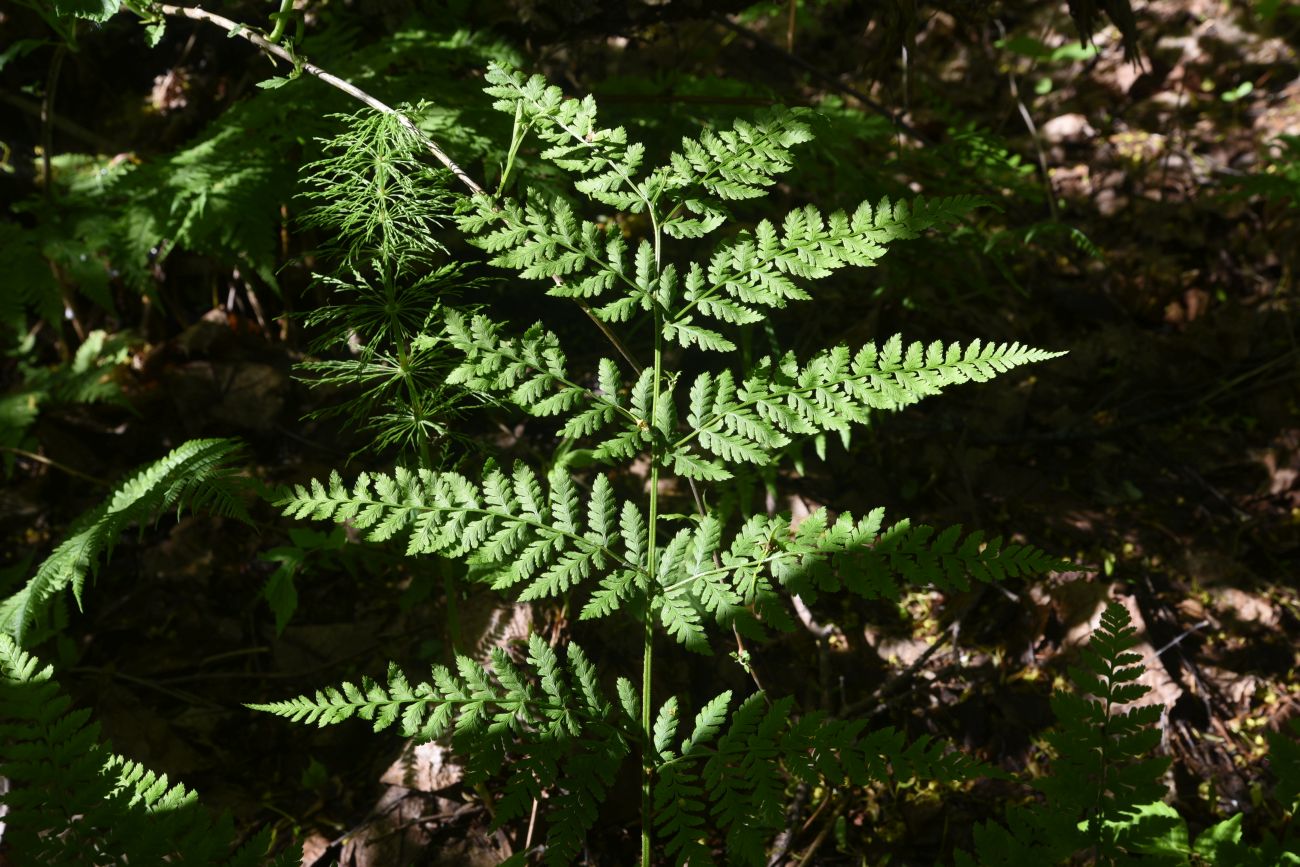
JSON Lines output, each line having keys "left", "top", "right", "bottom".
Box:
{"left": 47, "top": 0, "right": 118, "bottom": 22}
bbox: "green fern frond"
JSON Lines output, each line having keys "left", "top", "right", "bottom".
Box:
{"left": 0, "top": 635, "right": 287, "bottom": 866}
{"left": 964, "top": 601, "right": 1176, "bottom": 865}
{"left": 653, "top": 506, "right": 1067, "bottom": 652}
{"left": 650, "top": 109, "right": 813, "bottom": 207}
{"left": 654, "top": 691, "right": 991, "bottom": 865}
{"left": 1040, "top": 603, "right": 1171, "bottom": 831}
{"left": 665, "top": 195, "right": 984, "bottom": 346}
{"left": 250, "top": 634, "right": 631, "bottom": 864}
{"left": 278, "top": 462, "right": 643, "bottom": 602}
{"left": 670, "top": 337, "right": 1064, "bottom": 472}
{"left": 483, "top": 62, "right": 647, "bottom": 211}
{"left": 0, "top": 438, "right": 249, "bottom": 643}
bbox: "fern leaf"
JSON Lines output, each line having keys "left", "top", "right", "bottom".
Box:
{"left": 671, "top": 339, "right": 1063, "bottom": 470}
{"left": 669, "top": 195, "right": 984, "bottom": 336}
{"left": 967, "top": 601, "right": 1177, "bottom": 865}
{"left": 0, "top": 438, "right": 249, "bottom": 643}
{"left": 651, "top": 109, "right": 813, "bottom": 205}
{"left": 0, "top": 635, "right": 288, "bottom": 866}
{"left": 251, "top": 633, "right": 631, "bottom": 863}
{"left": 278, "top": 462, "right": 641, "bottom": 602}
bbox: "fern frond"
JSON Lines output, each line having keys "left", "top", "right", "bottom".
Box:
{"left": 440, "top": 311, "right": 634, "bottom": 435}
{"left": 250, "top": 634, "right": 631, "bottom": 864}
{"left": 964, "top": 601, "right": 1176, "bottom": 865}
{"left": 0, "top": 635, "right": 287, "bottom": 866}
{"left": 0, "top": 438, "right": 249, "bottom": 643}
{"left": 655, "top": 507, "right": 1067, "bottom": 652}
{"left": 1039, "top": 602, "right": 1171, "bottom": 832}
{"left": 278, "top": 462, "right": 642, "bottom": 601}
{"left": 650, "top": 109, "right": 813, "bottom": 207}
{"left": 483, "top": 62, "right": 648, "bottom": 211}
{"left": 666, "top": 196, "right": 984, "bottom": 344}
{"left": 671, "top": 338, "right": 1064, "bottom": 470}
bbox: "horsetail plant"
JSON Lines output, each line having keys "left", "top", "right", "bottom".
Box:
{"left": 256, "top": 62, "right": 1069, "bottom": 864}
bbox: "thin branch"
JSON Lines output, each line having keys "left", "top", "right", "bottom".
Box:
{"left": 1, "top": 446, "right": 109, "bottom": 486}
{"left": 154, "top": 4, "right": 485, "bottom": 197}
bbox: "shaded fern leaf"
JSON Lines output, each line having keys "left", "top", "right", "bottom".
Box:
{"left": 277, "top": 462, "right": 641, "bottom": 601}
{"left": 655, "top": 691, "right": 992, "bottom": 865}
{"left": 1041, "top": 602, "right": 1171, "bottom": 831}
{"left": 962, "top": 601, "right": 1176, "bottom": 865}
{"left": 0, "top": 635, "right": 287, "bottom": 866}
{"left": 250, "top": 634, "right": 631, "bottom": 865}
{"left": 655, "top": 507, "right": 1068, "bottom": 652}
{"left": 0, "top": 438, "right": 250, "bottom": 643}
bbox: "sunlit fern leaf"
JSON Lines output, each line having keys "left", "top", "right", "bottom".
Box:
{"left": 278, "top": 462, "right": 639, "bottom": 602}
{"left": 250, "top": 634, "right": 631, "bottom": 865}
{"left": 667, "top": 339, "right": 1064, "bottom": 471}
{"left": 482, "top": 62, "right": 648, "bottom": 212}
{"left": 0, "top": 438, "right": 250, "bottom": 644}
{"left": 0, "top": 635, "right": 288, "bottom": 866}
{"left": 667, "top": 196, "right": 984, "bottom": 347}
{"left": 650, "top": 108, "right": 813, "bottom": 206}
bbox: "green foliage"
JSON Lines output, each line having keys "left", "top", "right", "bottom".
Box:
{"left": 0, "top": 634, "right": 290, "bottom": 866}
{"left": 0, "top": 438, "right": 251, "bottom": 644}
{"left": 266, "top": 60, "right": 1068, "bottom": 862}
{"left": 652, "top": 691, "right": 993, "bottom": 864}
{"left": 299, "top": 107, "right": 457, "bottom": 271}
{"left": 251, "top": 634, "right": 632, "bottom": 864}
{"left": 0, "top": 329, "right": 133, "bottom": 474}
{"left": 295, "top": 108, "right": 470, "bottom": 464}
{"left": 959, "top": 602, "right": 1300, "bottom": 866}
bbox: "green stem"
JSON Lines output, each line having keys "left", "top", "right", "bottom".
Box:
{"left": 265, "top": 0, "right": 295, "bottom": 44}
{"left": 641, "top": 309, "right": 664, "bottom": 866}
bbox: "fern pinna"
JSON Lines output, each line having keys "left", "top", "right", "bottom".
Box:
{"left": 0, "top": 635, "right": 290, "bottom": 866}
{"left": 0, "top": 438, "right": 251, "bottom": 644}
{"left": 261, "top": 62, "right": 1067, "bottom": 863}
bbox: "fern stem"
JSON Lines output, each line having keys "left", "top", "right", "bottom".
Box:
{"left": 640, "top": 313, "right": 665, "bottom": 866}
